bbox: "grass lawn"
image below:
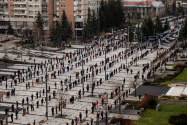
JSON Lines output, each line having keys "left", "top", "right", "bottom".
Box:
{"left": 160, "top": 99, "right": 187, "bottom": 102}
{"left": 155, "top": 74, "right": 165, "bottom": 77}
{"left": 134, "top": 105, "right": 187, "bottom": 125}
{"left": 160, "top": 68, "right": 187, "bottom": 86}
{"left": 166, "top": 64, "right": 176, "bottom": 66}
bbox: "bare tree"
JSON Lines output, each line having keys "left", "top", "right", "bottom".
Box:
{"left": 56, "top": 88, "right": 69, "bottom": 117}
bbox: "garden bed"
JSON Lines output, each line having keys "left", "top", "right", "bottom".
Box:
{"left": 121, "top": 100, "right": 141, "bottom": 110}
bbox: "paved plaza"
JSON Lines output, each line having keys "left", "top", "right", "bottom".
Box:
{"left": 0, "top": 35, "right": 178, "bottom": 125}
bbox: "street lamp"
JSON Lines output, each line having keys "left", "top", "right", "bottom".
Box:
{"left": 45, "top": 65, "right": 48, "bottom": 119}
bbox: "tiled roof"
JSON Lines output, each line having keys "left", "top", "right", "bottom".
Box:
{"left": 123, "top": 0, "right": 156, "bottom": 5}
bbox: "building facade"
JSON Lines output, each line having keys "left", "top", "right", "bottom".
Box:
{"left": 123, "top": 0, "right": 165, "bottom": 20}
{"left": 0, "top": 0, "right": 108, "bottom": 37}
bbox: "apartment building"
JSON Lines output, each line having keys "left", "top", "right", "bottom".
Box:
{"left": 0, "top": 0, "right": 108, "bottom": 37}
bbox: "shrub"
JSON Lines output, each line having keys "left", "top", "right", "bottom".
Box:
{"left": 147, "top": 95, "right": 157, "bottom": 109}
{"left": 168, "top": 114, "right": 187, "bottom": 125}
{"left": 139, "top": 93, "right": 157, "bottom": 108}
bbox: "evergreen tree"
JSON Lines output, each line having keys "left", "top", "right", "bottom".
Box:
{"left": 91, "top": 11, "right": 99, "bottom": 36}
{"left": 178, "top": 18, "right": 187, "bottom": 41}
{"left": 155, "top": 16, "right": 163, "bottom": 34}
{"left": 67, "top": 22, "right": 73, "bottom": 37}
{"left": 7, "top": 20, "right": 14, "bottom": 35}
{"left": 128, "top": 22, "right": 134, "bottom": 42}
{"left": 163, "top": 18, "right": 170, "bottom": 31}
{"left": 147, "top": 16, "right": 155, "bottom": 36}
{"left": 51, "top": 21, "right": 62, "bottom": 47}
{"left": 98, "top": 0, "right": 107, "bottom": 31}
{"left": 82, "top": 22, "right": 91, "bottom": 42}
{"left": 35, "top": 11, "right": 44, "bottom": 42}
{"left": 61, "top": 10, "right": 68, "bottom": 31}
{"left": 141, "top": 18, "right": 149, "bottom": 38}
{"left": 87, "top": 8, "right": 93, "bottom": 36}
{"left": 61, "top": 10, "right": 70, "bottom": 43}
{"left": 35, "top": 11, "right": 44, "bottom": 29}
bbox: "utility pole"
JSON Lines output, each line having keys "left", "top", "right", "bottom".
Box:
{"left": 141, "top": 32, "right": 142, "bottom": 57}
{"left": 126, "top": 27, "right": 129, "bottom": 68}
{"left": 82, "top": 57, "right": 84, "bottom": 96}
{"left": 105, "top": 48, "right": 106, "bottom": 80}
{"left": 46, "top": 67, "right": 48, "bottom": 119}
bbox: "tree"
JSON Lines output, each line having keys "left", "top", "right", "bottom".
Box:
{"left": 7, "top": 20, "right": 14, "bottom": 35}
{"left": 155, "top": 16, "right": 163, "bottom": 34}
{"left": 163, "top": 18, "right": 170, "bottom": 31}
{"left": 178, "top": 18, "right": 187, "bottom": 41}
{"left": 91, "top": 11, "right": 99, "bottom": 36}
{"left": 147, "top": 95, "right": 157, "bottom": 109}
{"left": 128, "top": 22, "right": 134, "bottom": 43}
{"left": 61, "top": 10, "right": 68, "bottom": 32}
{"left": 35, "top": 11, "right": 44, "bottom": 44}
{"left": 168, "top": 114, "right": 187, "bottom": 125}
{"left": 61, "top": 10, "right": 69, "bottom": 44}
{"left": 98, "top": 0, "right": 107, "bottom": 31}
{"left": 67, "top": 22, "right": 73, "bottom": 37}
{"left": 141, "top": 18, "right": 149, "bottom": 39}
{"left": 56, "top": 88, "right": 69, "bottom": 117}
{"left": 146, "top": 16, "right": 155, "bottom": 36}
{"left": 82, "top": 22, "right": 91, "bottom": 42}
{"left": 51, "top": 21, "right": 62, "bottom": 47}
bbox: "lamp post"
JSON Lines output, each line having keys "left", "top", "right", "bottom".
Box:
{"left": 45, "top": 65, "right": 48, "bottom": 119}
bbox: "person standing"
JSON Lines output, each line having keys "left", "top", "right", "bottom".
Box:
{"left": 79, "top": 112, "right": 82, "bottom": 122}
{"left": 91, "top": 118, "right": 93, "bottom": 125}
{"left": 55, "top": 105, "right": 57, "bottom": 114}
{"left": 5, "top": 115, "right": 8, "bottom": 125}
{"left": 51, "top": 106, "right": 54, "bottom": 116}
{"left": 11, "top": 113, "right": 13, "bottom": 122}
{"left": 15, "top": 109, "right": 18, "bottom": 120}
{"left": 101, "top": 111, "right": 103, "bottom": 119}
{"left": 86, "top": 108, "right": 88, "bottom": 117}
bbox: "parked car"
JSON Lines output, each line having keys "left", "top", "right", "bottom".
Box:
{"left": 164, "top": 39, "right": 169, "bottom": 43}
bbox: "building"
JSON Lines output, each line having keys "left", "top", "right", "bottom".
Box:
{"left": 123, "top": 0, "right": 165, "bottom": 20}
{"left": 0, "top": 0, "right": 107, "bottom": 37}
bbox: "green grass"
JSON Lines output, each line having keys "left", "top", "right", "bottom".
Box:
{"left": 134, "top": 105, "right": 187, "bottom": 125}
{"left": 0, "top": 74, "right": 2, "bottom": 77}
{"left": 160, "top": 68, "right": 187, "bottom": 86}
{"left": 155, "top": 74, "right": 165, "bottom": 77}
{"left": 160, "top": 99, "right": 187, "bottom": 102}
{"left": 166, "top": 64, "right": 176, "bottom": 66}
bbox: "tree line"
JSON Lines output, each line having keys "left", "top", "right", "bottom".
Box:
{"left": 136, "top": 16, "right": 171, "bottom": 42}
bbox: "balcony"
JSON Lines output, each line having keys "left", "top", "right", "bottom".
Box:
{"left": 14, "top": 12, "right": 27, "bottom": 15}
{"left": 14, "top": 1, "right": 27, "bottom": 5}
{"left": 14, "top": 7, "right": 27, "bottom": 10}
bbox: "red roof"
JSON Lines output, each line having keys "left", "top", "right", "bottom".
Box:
{"left": 123, "top": 0, "right": 156, "bottom": 6}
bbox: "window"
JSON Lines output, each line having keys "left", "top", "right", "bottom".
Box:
{"left": 15, "top": 5, "right": 20, "bottom": 7}
{"left": 56, "top": 0, "right": 59, "bottom": 1}
{"left": 35, "top": 11, "right": 39, "bottom": 13}
{"left": 61, "top": 0, "right": 65, "bottom": 1}
{"left": 77, "top": 5, "right": 81, "bottom": 7}
{"left": 56, "top": 5, "right": 59, "bottom": 7}
{"left": 61, "top": 5, "right": 65, "bottom": 7}
{"left": 29, "top": 16, "right": 33, "bottom": 18}
{"left": 28, "top": 0, "right": 32, "bottom": 2}
{"left": 35, "top": 5, "right": 39, "bottom": 7}
{"left": 10, "top": 5, "right": 14, "bottom": 7}
{"left": 10, "top": 10, "right": 14, "bottom": 13}
{"left": 28, "top": 5, "right": 33, "bottom": 7}
{"left": 56, "top": 10, "right": 59, "bottom": 13}
{"left": 35, "top": 0, "right": 39, "bottom": 2}
{"left": 10, "top": 0, "right": 14, "bottom": 1}
{"left": 75, "top": 22, "right": 83, "bottom": 28}
{"left": 61, "top": 10, "right": 63, "bottom": 13}
{"left": 11, "top": 15, "right": 14, "bottom": 18}
{"left": 29, "top": 10, "right": 33, "bottom": 13}
{"left": 23, "top": 22, "right": 27, "bottom": 27}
